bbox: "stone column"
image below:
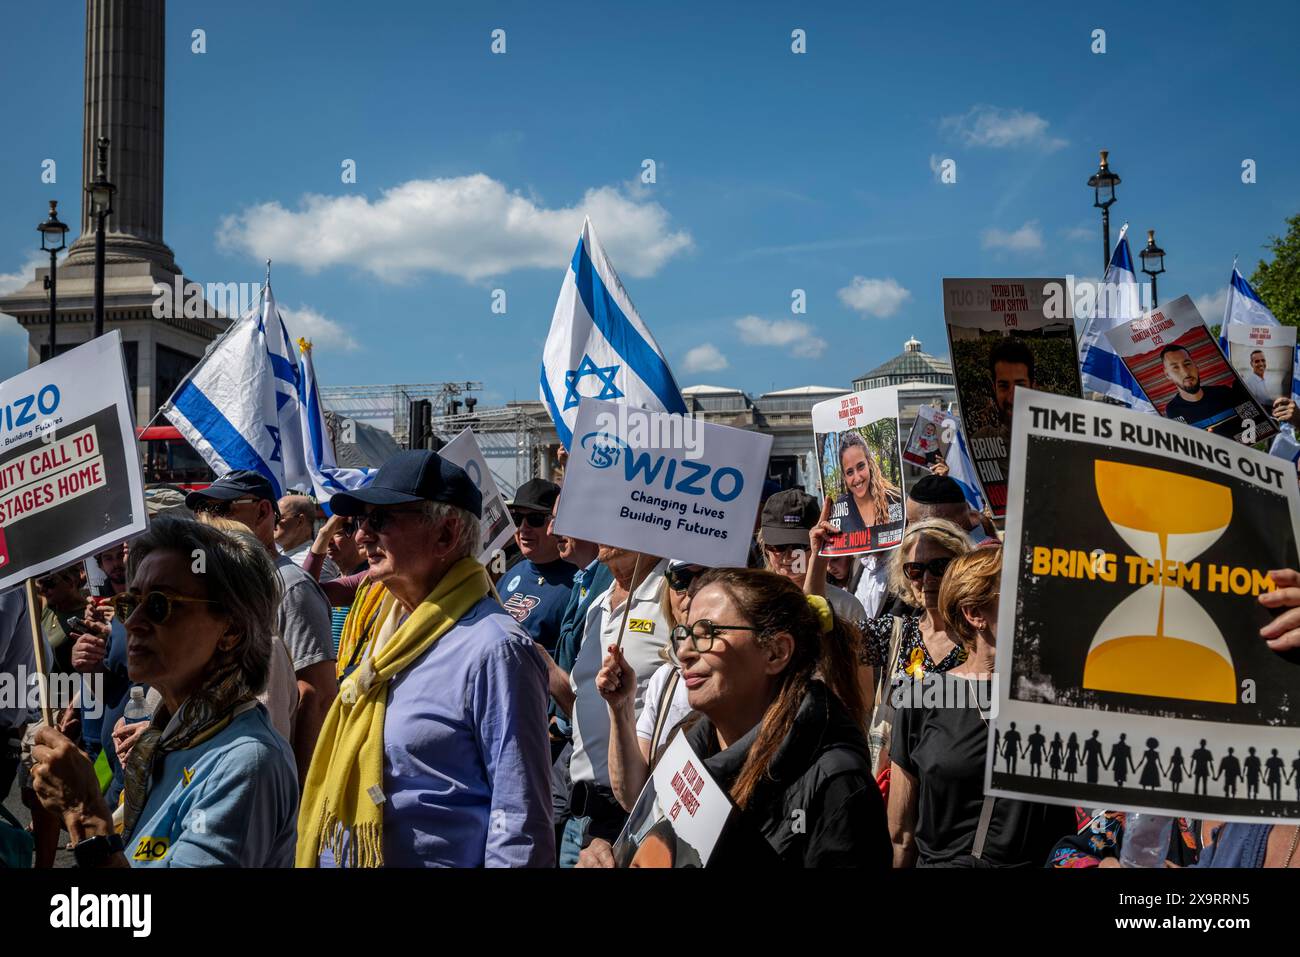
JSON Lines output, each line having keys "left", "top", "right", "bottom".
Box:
{"left": 66, "top": 0, "right": 177, "bottom": 270}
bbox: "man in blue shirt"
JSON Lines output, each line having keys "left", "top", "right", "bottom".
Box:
{"left": 497, "top": 479, "right": 577, "bottom": 657}
{"left": 311, "top": 450, "right": 554, "bottom": 867}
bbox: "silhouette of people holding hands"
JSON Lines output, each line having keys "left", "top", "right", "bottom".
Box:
{"left": 1002, "top": 721, "right": 1022, "bottom": 774}
{"left": 1265, "top": 749, "right": 1285, "bottom": 802}
{"left": 1244, "top": 747, "right": 1262, "bottom": 800}
{"left": 1167, "top": 747, "right": 1186, "bottom": 793}
{"left": 1291, "top": 750, "right": 1300, "bottom": 802}
{"left": 1216, "top": 747, "right": 1242, "bottom": 798}
{"left": 1191, "top": 739, "right": 1214, "bottom": 796}
{"left": 1137, "top": 737, "right": 1164, "bottom": 791}
{"left": 1048, "top": 732, "right": 1063, "bottom": 780}
{"left": 1107, "top": 733, "right": 1135, "bottom": 788}
{"left": 1026, "top": 724, "right": 1047, "bottom": 777}
{"left": 1082, "top": 730, "right": 1104, "bottom": 785}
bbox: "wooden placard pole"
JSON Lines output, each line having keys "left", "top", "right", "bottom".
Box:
{"left": 24, "top": 578, "right": 54, "bottom": 728}
{"left": 613, "top": 553, "right": 644, "bottom": 652}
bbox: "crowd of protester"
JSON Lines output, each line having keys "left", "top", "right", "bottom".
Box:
{"left": 2, "top": 448, "right": 1299, "bottom": 869}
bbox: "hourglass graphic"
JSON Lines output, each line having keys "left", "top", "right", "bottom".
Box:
{"left": 1083, "top": 460, "right": 1237, "bottom": 704}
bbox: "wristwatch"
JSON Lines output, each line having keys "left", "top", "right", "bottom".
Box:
{"left": 72, "top": 832, "right": 125, "bottom": 868}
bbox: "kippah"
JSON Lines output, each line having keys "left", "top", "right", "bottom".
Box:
{"left": 909, "top": 474, "right": 968, "bottom": 506}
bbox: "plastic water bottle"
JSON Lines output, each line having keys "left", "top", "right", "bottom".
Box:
{"left": 1120, "top": 813, "right": 1173, "bottom": 867}
{"left": 122, "top": 687, "right": 152, "bottom": 726}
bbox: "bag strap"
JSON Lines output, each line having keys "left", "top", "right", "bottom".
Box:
{"left": 971, "top": 796, "right": 996, "bottom": 860}
{"left": 648, "top": 668, "right": 682, "bottom": 761}
{"left": 0, "top": 802, "right": 23, "bottom": 831}
{"left": 873, "top": 615, "right": 906, "bottom": 703}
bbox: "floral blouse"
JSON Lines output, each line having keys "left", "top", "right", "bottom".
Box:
{"left": 860, "top": 612, "right": 966, "bottom": 679}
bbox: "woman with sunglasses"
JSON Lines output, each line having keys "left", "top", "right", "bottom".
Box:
{"left": 596, "top": 560, "right": 700, "bottom": 815}
{"left": 861, "top": 518, "right": 973, "bottom": 684}
{"left": 28, "top": 517, "right": 299, "bottom": 868}
{"left": 582, "top": 567, "right": 888, "bottom": 867}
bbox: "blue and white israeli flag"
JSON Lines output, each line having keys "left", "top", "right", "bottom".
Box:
{"left": 1077, "top": 225, "right": 1153, "bottom": 411}
{"left": 540, "top": 216, "right": 687, "bottom": 448}
{"left": 163, "top": 285, "right": 291, "bottom": 495}
{"left": 298, "top": 338, "right": 374, "bottom": 505}
{"left": 944, "top": 414, "right": 986, "bottom": 513}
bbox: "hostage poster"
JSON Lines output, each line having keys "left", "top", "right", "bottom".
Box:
{"left": 943, "top": 278, "right": 1083, "bottom": 518}
{"left": 1104, "top": 295, "right": 1277, "bottom": 445}
{"left": 1225, "top": 322, "right": 1296, "bottom": 413}
{"left": 902, "top": 404, "right": 953, "bottom": 469}
{"left": 0, "top": 333, "right": 146, "bottom": 590}
{"left": 811, "top": 387, "right": 904, "bottom": 555}
{"left": 612, "top": 732, "right": 733, "bottom": 867}
{"left": 989, "top": 389, "right": 1300, "bottom": 823}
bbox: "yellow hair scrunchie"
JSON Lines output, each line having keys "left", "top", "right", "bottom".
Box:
{"left": 806, "top": 594, "right": 834, "bottom": 634}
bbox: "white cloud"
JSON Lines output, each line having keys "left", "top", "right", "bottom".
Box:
{"left": 0, "top": 256, "right": 44, "bottom": 296}
{"left": 940, "top": 105, "right": 1067, "bottom": 152}
{"left": 1195, "top": 287, "right": 1229, "bottom": 324}
{"left": 982, "top": 220, "right": 1044, "bottom": 253}
{"left": 1063, "top": 226, "right": 1095, "bottom": 242}
{"left": 682, "top": 343, "right": 729, "bottom": 373}
{"left": 838, "top": 276, "right": 911, "bottom": 318}
{"left": 280, "top": 304, "right": 360, "bottom": 352}
{"left": 217, "top": 174, "right": 692, "bottom": 283}
{"left": 734, "top": 315, "right": 826, "bottom": 359}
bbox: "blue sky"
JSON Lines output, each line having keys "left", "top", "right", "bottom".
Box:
{"left": 1, "top": 0, "right": 1298, "bottom": 405}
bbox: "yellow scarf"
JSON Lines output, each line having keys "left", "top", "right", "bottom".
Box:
{"left": 296, "top": 557, "right": 491, "bottom": 868}
{"left": 335, "top": 580, "right": 392, "bottom": 680}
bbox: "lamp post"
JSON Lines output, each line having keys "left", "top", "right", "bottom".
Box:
{"left": 86, "top": 136, "right": 115, "bottom": 339}
{"left": 1139, "top": 229, "right": 1167, "bottom": 309}
{"left": 1087, "top": 149, "right": 1121, "bottom": 271}
{"left": 37, "top": 200, "right": 69, "bottom": 362}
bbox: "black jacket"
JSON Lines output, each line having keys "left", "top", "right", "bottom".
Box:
{"left": 684, "top": 679, "right": 890, "bottom": 867}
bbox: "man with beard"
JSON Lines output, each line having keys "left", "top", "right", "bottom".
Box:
{"left": 971, "top": 337, "right": 1035, "bottom": 458}
{"left": 1160, "top": 344, "right": 1242, "bottom": 426}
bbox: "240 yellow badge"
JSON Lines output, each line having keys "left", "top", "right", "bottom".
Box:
{"left": 132, "top": 835, "right": 170, "bottom": 862}
{"left": 627, "top": 619, "right": 655, "bottom": 634}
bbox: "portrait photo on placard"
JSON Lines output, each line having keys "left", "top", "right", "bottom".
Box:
{"left": 811, "top": 388, "right": 904, "bottom": 556}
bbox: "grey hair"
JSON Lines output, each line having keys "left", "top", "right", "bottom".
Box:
{"left": 126, "top": 515, "right": 280, "bottom": 694}
{"left": 419, "top": 500, "right": 481, "bottom": 561}
{"left": 887, "top": 517, "right": 974, "bottom": 602}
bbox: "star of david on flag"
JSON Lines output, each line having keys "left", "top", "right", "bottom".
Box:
{"left": 563, "top": 354, "right": 624, "bottom": 409}
{"left": 540, "top": 217, "right": 687, "bottom": 448}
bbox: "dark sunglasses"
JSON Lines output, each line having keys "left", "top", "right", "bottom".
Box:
{"left": 511, "top": 511, "right": 550, "bottom": 528}
{"left": 669, "top": 620, "right": 759, "bottom": 663}
{"left": 110, "top": 590, "right": 220, "bottom": 625}
{"left": 357, "top": 506, "right": 425, "bottom": 534}
{"left": 903, "top": 556, "right": 955, "bottom": 583}
{"left": 764, "top": 542, "right": 806, "bottom": 557}
{"left": 664, "top": 565, "right": 703, "bottom": 593}
{"left": 192, "top": 496, "right": 260, "bottom": 517}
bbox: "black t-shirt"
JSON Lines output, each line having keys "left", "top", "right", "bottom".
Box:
{"left": 892, "top": 675, "right": 1074, "bottom": 867}
{"left": 1164, "top": 385, "right": 1242, "bottom": 427}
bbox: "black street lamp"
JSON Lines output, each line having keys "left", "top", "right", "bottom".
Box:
{"left": 1140, "top": 229, "right": 1167, "bottom": 309}
{"left": 37, "top": 200, "right": 69, "bottom": 361}
{"left": 1087, "top": 149, "right": 1121, "bottom": 271}
{"left": 86, "top": 136, "right": 115, "bottom": 339}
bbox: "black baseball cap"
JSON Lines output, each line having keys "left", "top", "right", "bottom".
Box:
{"left": 909, "top": 474, "right": 967, "bottom": 506}
{"left": 185, "top": 470, "right": 278, "bottom": 512}
{"left": 508, "top": 478, "right": 560, "bottom": 513}
{"left": 328, "top": 449, "right": 483, "bottom": 518}
{"left": 760, "top": 489, "right": 820, "bottom": 547}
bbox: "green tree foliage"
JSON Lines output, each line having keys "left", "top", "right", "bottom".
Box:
{"left": 1251, "top": 213, "right": 1300, "bottom": 327}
